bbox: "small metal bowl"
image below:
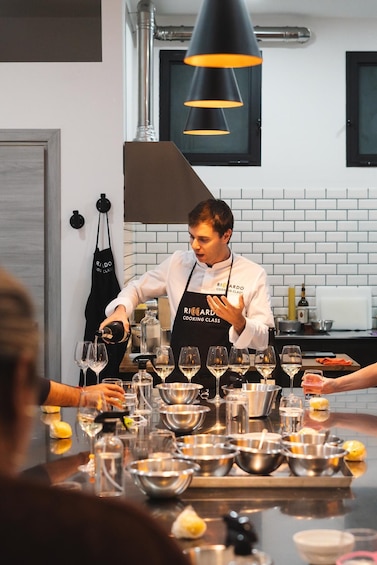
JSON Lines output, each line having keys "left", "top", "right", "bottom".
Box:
{"left": 230, "top": 437, "right": 284, "bottom": 475}
{"left": 242, "top": 383, "right": 281, "bottom": 418}
{"left": 127, "top": 457, "right": 199, "bottom": 498}
{"left": 284, "top": 444, "right": 348, "bottom": 477}
{"left": 184, "top": 545, "right": 272, "bottom": 565}
{"left": 282, "top": 430, "right": 330, "bottom": 448}
{"left": 159, "top": 404, "right": 210, "bottom": 434}
{"left": 177, "top": 444, "right": 238, "bottom": 477}
{"left": 156, "top": 382, "right": 203, "bottom": 405}
{"left": 176, "top": 433, "right": 231, "bottom": 448}
{"left": 311, "top": 319, "right": 333, "bottom": 332}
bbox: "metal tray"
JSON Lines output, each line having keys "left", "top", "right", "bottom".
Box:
{"left": 190, "top": 461, "right": 353, "bottom": 489}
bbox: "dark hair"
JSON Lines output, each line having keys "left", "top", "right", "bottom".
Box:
{"left": 188, "top": 199, "right": 234, "bottom": 237}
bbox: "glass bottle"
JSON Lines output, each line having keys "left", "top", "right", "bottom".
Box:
{"left": 94, "top": 412, "right": 126, "bottom": 497}
{"left": 296, "top": 283, "right": 309, "bottom": 324}
{"left": 140, "top": 301, "right": 161, "bottom": 354}
{"left": 132, "top": 356, "right": 154, "bottom": 414}
{"left": 96, "top": 321, "right": 130, "bottom": 344}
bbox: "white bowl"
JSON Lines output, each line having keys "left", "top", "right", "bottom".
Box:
{"left": 293, "top": 529, "right": 355, "bottom": 565}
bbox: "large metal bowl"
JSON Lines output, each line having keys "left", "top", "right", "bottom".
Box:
{"left": 230, "top": 437, "right": 284, "bottom": 475}
{"left": 159, "top": 404, "right": 210, "bottom": 434}
{"left": 176, "top": 433, "right": 231, "bottom": 447}
{"left": 282, "top": 430, "right": 330, "bottom": 448}
{"left": 126, "top": 457, "right": 199, "bottom": 498}
{"left": 177, "top": 444, "right": 238, "bottom": 476}
{"left": 156, "top": 382, "right": 203, "bottom": 405}
{"left": 241, "top": 383, "right": 281, "bottom": 418}
{"left": 284, "top": 444, "right": 348, "bottom": 477}
{"left": 184, "top": 545, "right": 272, "bottom": 565}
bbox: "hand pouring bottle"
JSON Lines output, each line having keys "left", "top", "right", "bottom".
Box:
{"left": 94, "top": 411, "right": 128, "bottom": 497}
{"left": 96, "top": 321, "right": 130, "bottom": 345}
{"left": 132, "top": 355, "right": 155, "bottom": 415}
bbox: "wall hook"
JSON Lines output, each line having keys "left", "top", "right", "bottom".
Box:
{"left": 70, "top": 210, "right": 85, "bottom": 229}
{"left": 96, "top": 193, "right": 111, "bottom": 213}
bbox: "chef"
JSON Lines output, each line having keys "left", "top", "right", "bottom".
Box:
{"left": 101, "top": 199, "right": 274, "bottom": 394}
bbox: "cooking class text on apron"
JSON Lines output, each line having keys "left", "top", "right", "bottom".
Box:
{"left": 170, "top": 256, "right": 234, "bottom": 396}
{"left": 81, "top": 212, "right": 127, "bottom": 386}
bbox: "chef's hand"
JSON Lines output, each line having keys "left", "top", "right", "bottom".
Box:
{"left": 206, "top": 294, "right": 246, "bottom": 335}
{"left": 99, "top": 305, "right": 130, "bottom": 335}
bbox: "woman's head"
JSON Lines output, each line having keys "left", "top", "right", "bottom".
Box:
{"left": 0, "top": 267, "right": 39, "bottom": 473}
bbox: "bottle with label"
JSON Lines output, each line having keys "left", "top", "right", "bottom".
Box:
{"left": 140, "top": 300, "right": 161, "bottom": 354}
{"left": 96, "top": 321, "right": 130, "bottom": 344}
{"left": 296, "top": 283, "right": 309, "bottom": 324}
{"left": 132, "top": 355, "right": 155, "bottom": 414}
{"left": 94, "top": 411, "right": 127, "bottom": 497}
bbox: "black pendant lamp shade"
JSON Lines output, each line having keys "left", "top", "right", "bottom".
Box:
{"left": 183, "top": 107, "right": 230, "bottom": 135}
{"left": 184, "top": 0, "right": 262, "bottom": 68}
{"left": 184, "top": 67, "right": 243, "bottom": 108}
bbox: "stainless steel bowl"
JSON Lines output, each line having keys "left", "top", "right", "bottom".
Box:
{"left": 242, "top": 383, "right": 281, "bottom": 418}
{"left": 284, "top": 444, "right": 348, "bottom": 476}
{"left": 184, "top": 545, "right": 272, "bottom": 565}
{"left": 278, "top": 319, "right": 302, "bottom": 333}
{"left": 230, "top": 437, "right": 284, "bottom": 475}
{"left": 159, "top": 404, "right": 210, "bottom": 434}
{"left": 177, "top": 433, "right": 231, "bottom": 447}
{"left": 311, "top": 319, "right": 333, "bottom": 332}
{"left": 177, "top": 444, "right": 238, "bottom": 476}
{"left": 127, "top": 457, "right": 199, "bottom": 498}
{"left": 282, "top": 430, "right": 330, "bottom": 447}
{"left": 156, "top": 382, "right": 203, "bottom": 405}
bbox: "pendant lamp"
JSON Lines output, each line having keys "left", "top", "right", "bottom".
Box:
{"left": 183, "top": 107, "right": 230, "bottom": 135}
{"left": 184, "top": 0, "right": 262, "bottom": 68}
{"left": 184, "top": 67, "right": 243, "bottom": 108}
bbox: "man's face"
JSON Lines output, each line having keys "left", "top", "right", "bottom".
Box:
{"left": 189, "top": 222, "right": 232, "bottom": 267}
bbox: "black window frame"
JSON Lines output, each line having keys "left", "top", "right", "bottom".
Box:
{"left": 159, "top": 49, "right": 262, "bottom": 166}
{"left": 346, "top": 51, "right": 377, "bottom": 167}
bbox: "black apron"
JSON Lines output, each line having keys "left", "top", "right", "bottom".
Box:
{"left": 81, "top": 212, "right": 127, "bottom": 386}
{"left": 170, "top": 257, "right": 233, "bottom": 396}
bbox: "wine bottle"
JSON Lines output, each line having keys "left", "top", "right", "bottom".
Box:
{"left": 97, "top": 321, "right": 129, "bottom": 344}
{"left": 296, "top": 283, "right": 309, "bottom": 324}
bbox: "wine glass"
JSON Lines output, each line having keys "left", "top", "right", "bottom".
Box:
{"left": 228, "top": 346, "right": 250, "bottom": 376}
{"left": 77, "top": 389, "right": 107, "bottom": 476}
{"left": 86, "top": 341, "right": 108, "bottom": 384}
{"left": 254, "top": 345, "right": 277, "bottom": 384}
{"left": 178, "top": 346, "right": 201, "bottom": 382}
{"left": 74, "top": 341, "right": 91, "bottom": 387}
{"left": 280, "top": 345, "right": 302, "bottom": 396}
{"left": 153, "top": 345, "right": 175, "bottom": 382}
{"left": 206, "top": 345, "right": 229, "bottom": 404}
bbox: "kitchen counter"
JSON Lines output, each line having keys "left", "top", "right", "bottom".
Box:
{"left": 276, "top": 330, "right": 376, "bottom": 339}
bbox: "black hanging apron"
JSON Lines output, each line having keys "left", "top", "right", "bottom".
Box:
{"left": 170, "top": 257, "right": 233, "bottom": 396}
{"left": 81, "top": 212, "right": 126, "bottom": 386}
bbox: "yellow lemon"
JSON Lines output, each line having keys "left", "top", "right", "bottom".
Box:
{"left": 171, "top": 505, "right": 207, "bottom": 540}
{"left": 49, "top": 420, "right": 72, "bottom": 439}
{"left": 40, "top": 412, "right": 61, "bottom": 426}
{"left": 50, "top": 438, "right": 72, "bottom": 455}
{"left": 41, "top": 405, "right": 61, "bottom": 414}
{"left": 342, "top": 440, "right": 367, "bottom": 461}
{"left": 309, "top": 397, "right": 329, "bottom": 411}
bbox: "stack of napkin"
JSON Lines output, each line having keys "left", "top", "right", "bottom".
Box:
{"left": 315, "top": 357, "right": 353, "bottom": 366}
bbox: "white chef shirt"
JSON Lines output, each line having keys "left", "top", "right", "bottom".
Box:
{"left": 106, "top": 250, "right": 274, "bottom": 351}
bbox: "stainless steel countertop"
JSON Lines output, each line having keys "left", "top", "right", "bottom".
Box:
{"left": 276, "top": 330, "right": 377, "bottom": 339}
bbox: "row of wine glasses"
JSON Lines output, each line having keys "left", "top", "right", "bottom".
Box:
{"left": 74, "top": 340, "right": 109, "bottom": 385}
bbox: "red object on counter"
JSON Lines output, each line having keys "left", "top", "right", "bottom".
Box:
{"left": 316, "top": 357, "right": 353, "bottom": 366}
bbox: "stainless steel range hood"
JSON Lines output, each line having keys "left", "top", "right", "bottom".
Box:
{"left": 124, "top": 0, "right": 311, "bottom": 224}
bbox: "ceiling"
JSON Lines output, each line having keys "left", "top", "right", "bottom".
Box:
{"left": 127, "top": 0, "right": 377, "bottom": 20}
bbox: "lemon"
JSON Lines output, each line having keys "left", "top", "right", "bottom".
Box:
{"left": 345, "top": 460, "right": 367, "bottom": 478}
{"left": 309, "top": 397, "right": 329, "bottom": 411}
{"left": 342, "top": 440, "right": 367, "bottom": 461}
{"left": 171, "top": 505, "right": 207, "bottom": 539}
{"left": 49, "top": 420, "right": 72, "bottom": 439}
{"left": 41, "top": 405, "right": 61, "bottom": 414}
{"left": 50, "top": 438, "right": 72, "bottom": 455}
{"left": 40, "top": 412, "right": 61, "bottom": 426}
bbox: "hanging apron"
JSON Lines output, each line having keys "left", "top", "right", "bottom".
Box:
{"left": 81, "top": 212, "right": 127, "bottom": 386}
{"left": 170, "top": 257, "right": 233, "bottom": 396}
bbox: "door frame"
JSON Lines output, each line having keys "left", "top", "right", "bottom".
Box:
{"left": 0, "top": 129, "right": 61, "bottom": 382}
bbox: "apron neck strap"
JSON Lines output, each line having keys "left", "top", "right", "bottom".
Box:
{"left": 96, "top": 212, "right": 111, "bottom": 248}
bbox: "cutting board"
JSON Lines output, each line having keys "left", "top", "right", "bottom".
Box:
{"left": 316, "top": 286, "right": 372, "bottom": 330}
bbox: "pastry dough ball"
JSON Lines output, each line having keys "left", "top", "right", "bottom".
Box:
{"left": 49, "top": 420, "right": 72, "bottom": 439}
{"left": 342, "top": 440, "right": 367, "bottom": 462}
{"left": 309, "top": 396, "right": 329, "bottom": 411}
{"left": 171, "top": 505, "right": 207, "bottom": 539}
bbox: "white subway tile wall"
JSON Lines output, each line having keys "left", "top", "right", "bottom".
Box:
{"left": 124, "top": 187, "right": 377, "bottom": 327}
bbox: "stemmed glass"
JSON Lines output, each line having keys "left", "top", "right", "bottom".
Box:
{"left": 228, "top": 346, "right": 250, "bottom": 377}
{"left": 74, "top": 341, "right": 91, "bottom": 387}
{"left": 206, "top": 345, "right": 229, "bottom": 404}
{"left": 153, "top": 345, "right": 175, "bottom": 382}
{"left": 280, "top": 345, "right": 302, "bottom": 397}
{"left": 86, "top": 342, "right": 108, "bottom": 384}
{"left": 77, "top": 389, "right": 107, "bottom": 476}
{"left": 178, "top": 346, "right": 201, "bottom": 382}
{"left": 254, "top": 345, "right": 277, "bottom": 384}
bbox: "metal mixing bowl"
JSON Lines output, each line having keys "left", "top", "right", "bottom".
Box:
{"left": 159, "top": 404, "right": 210, "bottom": 434}
{"left": 176, "top": 433, "right": 231, "bottom": 447}
{"left": 184, "top": 545, "right": 272, "bottom": 565}
{"left": 284, "top": 444, "right": 348, "bottom": 476}
{"left": 126, "top": 457, "right": 199, "bottom": 498}
{"left": 241, "top": 383, "right": 281, "bottom": 418}
{"left": 311, "top": 319, "right": 333, "bottom": 332}
{"left": 177, "top": 444, "right": 238, "bottom": 476}
{"left": 156, "top": 382, "right": 203, "bottom": 405}
{"left": 282, "top": 430, "right": 330, "bottom": 448}
{"left": 230, "top": 437, "right": 284, "bottom": 475}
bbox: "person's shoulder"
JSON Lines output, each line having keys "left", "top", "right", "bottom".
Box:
{"left": 171, "top": 249, "right": 195, "bottom": 266}
{"left": 233, "top": 253, "right": 267, "bottom": 272}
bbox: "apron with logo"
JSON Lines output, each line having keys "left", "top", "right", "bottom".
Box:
{"left": 170, "top": 257, "right": 233, "bottom": 396}
{"left": 81, "top": 212, "right": 127, "bottom": 386}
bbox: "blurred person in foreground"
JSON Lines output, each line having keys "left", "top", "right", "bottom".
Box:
{"left": 302, "top": 362, "right": 377, "bottom": 395}
{"left": 0, "top": 266, "right": 189, "bottom": 565}
{"left": 38, "top": 376, "right": 124, "bottom": 409}
{"left": 101, "top": 198, "right": 274, "bottom": 391}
